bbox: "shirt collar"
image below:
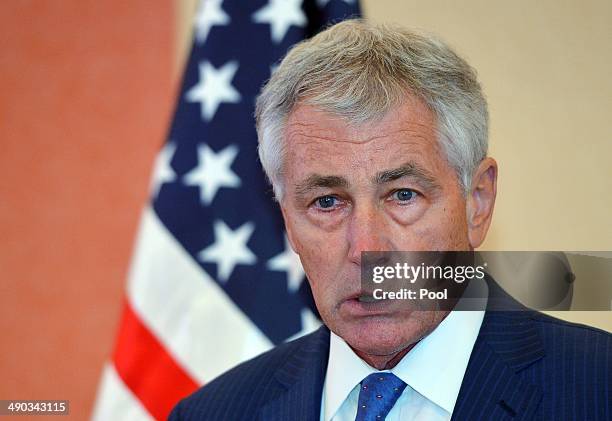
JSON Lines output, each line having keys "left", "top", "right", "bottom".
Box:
{"left": 323, "top": 293, "right": 485, "bottom": 419}
{"left": 391, "top": 308, "right": 485, "bottom": 413}
{"left": 324, "top": 332, "right": 375, "bottom": 421}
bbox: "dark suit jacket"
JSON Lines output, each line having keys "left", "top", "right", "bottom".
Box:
{"left": 170, "top": 297, "right": 611, "bottom": 420}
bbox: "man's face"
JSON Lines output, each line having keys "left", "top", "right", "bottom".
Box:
{"left": 280, "top": 97, "right": 484, "bottom": 358}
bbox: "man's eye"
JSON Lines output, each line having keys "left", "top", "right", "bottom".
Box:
{"left": 392, "top": 189, "right": 417, "bottom": 202}
{"left": 315, "top": 196, "right": 337, "bottom": 209}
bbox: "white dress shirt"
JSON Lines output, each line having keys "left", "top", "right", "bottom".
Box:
{"left": 320, "top": 308, "right": 485, "bottom": 421}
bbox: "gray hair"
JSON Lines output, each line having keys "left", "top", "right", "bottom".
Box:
{"left": 255, "top": 19, "right": 488, "bottom": 200}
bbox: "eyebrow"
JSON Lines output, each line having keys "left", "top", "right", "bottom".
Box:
{"left": 374, "top": 162, "right": 441, "bottom": 191}
{"left": 292, "top": 161, "right": 441, "bottom": 200}
{"left": 294, "top": 175, "right": 349, "bottom": 198}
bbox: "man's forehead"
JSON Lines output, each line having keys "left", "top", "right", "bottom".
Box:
{"left": 284, "top": 101, "right": 436, "bottom": 146}
{"left": 280, "top": 102, "right": 459, "bottom": 198}
{"left": 283, "top": 105, "right": 442, "bottom": 177}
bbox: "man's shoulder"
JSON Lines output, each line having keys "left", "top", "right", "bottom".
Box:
{"left": 169, "top": 327, "right": 328, "bottom": 420}
{"left": 516, "top": 311, "right": 611, "bottom": 414}
{"left": 456, "top": 310, "right": 610, "bottom": 419}
{"left": 485, "top": 277, "right": 611, "bottom": 362}
{"left": 530, "top": 311, "right": 611, "bottom": 358}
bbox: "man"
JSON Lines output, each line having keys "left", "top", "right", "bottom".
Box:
{"left": 170, "top": 20, "right": 610, "bottom": 420}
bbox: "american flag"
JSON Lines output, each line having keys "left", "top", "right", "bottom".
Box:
{"left": 92, "top": 1, "right": 360, "bottom": 419}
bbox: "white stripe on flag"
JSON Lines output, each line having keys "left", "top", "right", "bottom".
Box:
{"left": 91, "top": 363, "right": 154, "bottom": 421}
{"left": 127, "top": 206, "right": 272, "bottom": 384}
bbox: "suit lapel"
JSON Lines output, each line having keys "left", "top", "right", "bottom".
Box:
{"left": 259, "top": 279, "right": 546, "bottom": 420}
{"left": 451, "top": 307, "right": 545, "bottom": 421}
{"left": 259, "top": 326, "right": 331, "bottom": 421}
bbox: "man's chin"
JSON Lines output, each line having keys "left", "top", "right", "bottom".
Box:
{"left": 333, "top": 318, "right": 425, "bottom": 359}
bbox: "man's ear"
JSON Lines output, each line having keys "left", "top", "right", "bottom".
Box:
{"left": 467, "top": 157, "right": 498, "bottom": 248}
{"left": 279, "top": 202, "right": 299, "bottom": 253}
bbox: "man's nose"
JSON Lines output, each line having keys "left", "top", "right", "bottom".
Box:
{"left": 347, "top": 204, "right": 392, "bottom": 265}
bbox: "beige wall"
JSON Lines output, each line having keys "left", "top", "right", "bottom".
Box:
{"left": 361, "top": 0, "right": 612, "bottom": 252}
{"left": 177, "top": 0, "right": 611, "bottom": 331}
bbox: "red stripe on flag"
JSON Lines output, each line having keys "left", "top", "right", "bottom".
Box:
{"left": 112, "top": 300, "right": 200, "bottom": 420}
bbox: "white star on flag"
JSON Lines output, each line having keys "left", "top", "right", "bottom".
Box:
{"left": 252, "top": 0, "right": 307, "bottom": 44}
{"left": 269, "top": 64, "right": 279, "bottom": 76}
{"left": 288, "top": 308, "right": 321, "bottom": 341}
{"left": 299, "top": 307, "right": 321, "bottom": 334}
{"left": 185, "top": 61, "right": 241, "bottom": 121}
{"left": 150, "top": 142, "right": 177, "bottom": 198}
{"left": 267, "top": 235, "right": 305, "bottom": 293}
{"left": 199, "top": 220, "right": 257, "bottom": 283}
{"left": 183, "top": 144, "right": 241, "bottom": 205}
{"left": 193, "top": 0, "right": 230, "bottom": 44}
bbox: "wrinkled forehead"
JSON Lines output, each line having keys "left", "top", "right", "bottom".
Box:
{"left": 285, "top": 97, "right": 437, "bottom": 144}
{"left": 282, "top": 101, "right": 449, "bottom": 185}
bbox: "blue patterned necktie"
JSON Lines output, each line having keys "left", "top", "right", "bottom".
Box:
{"left": 355, "top": 372, "right": 407, "bottom": 421}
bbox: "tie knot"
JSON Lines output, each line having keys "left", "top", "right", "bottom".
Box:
{"left": 355, "top": 373, "right": 407, "bottom": 421}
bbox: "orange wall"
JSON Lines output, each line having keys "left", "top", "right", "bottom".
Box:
{"left": 0, "top": 1, "right": 175, "bottom": 419}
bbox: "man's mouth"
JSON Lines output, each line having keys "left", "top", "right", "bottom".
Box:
{"left": 345, "top": 291, "right": 390, "bottom": 305}
{"left": 357, "top": 294, "right": 378, "bottom": 303}
{"left": 340, "top": 291, "right": 395, "bottom": 317}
